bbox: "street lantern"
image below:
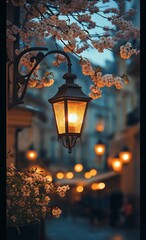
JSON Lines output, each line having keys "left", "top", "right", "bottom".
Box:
{"left": 119, "top": 146, "right": 132, "bottom": 164}
{"left": 8, "top": 47, "right": 91, "bottom": 153}
{"left": 49, "top": 73, "right": 91, "bottom": 153}
{"left": 94, "top": 140, "right": 105, "bottom": 157}
{"left": 111, "top": 155, "right": 123, "bottom": 172}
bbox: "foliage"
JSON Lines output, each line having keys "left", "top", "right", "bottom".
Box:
{"left": 6, "top": 0, "right": 140, "bottom": 98}
{"left": 6, "top": 163, "right": 69, "bottom": 228}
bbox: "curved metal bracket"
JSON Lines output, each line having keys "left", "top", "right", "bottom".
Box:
{"left": 8, "top": 47, "right": 72, "bottom": 110}
{"left": 59, "top": 136, "right": 81, "bottom": 153}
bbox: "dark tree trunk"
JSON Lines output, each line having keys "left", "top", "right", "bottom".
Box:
{"left": 7, "top": 224, "right": 39, "bottom": 240}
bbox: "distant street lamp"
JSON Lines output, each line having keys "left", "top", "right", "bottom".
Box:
{"left": 111, "top": 155, "right": 123, "bottom": 172}
{"left": 96, "top": 119, "right": 105, "bottom": 132}
{"left": 26, "top": 145, "right": 38, "bottom": 161}
{"left": 94, "top": 140, "right": 105, "bottom": 157}
{"left": 119, "top": 146, "right": 132, "bottom": 164}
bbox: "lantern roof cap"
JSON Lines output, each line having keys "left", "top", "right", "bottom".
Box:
{"left": 120, "top": 146, "right": 130, "bottom": 152}
{"left": 49, "top": 72, "right": 92, "bottom": 103}
{"left": 96, "top": 139, "right": 104, "bottom": 145}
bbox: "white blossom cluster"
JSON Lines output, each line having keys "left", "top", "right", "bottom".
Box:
{"left": 120, "top": 42, "right": 140, "bottom": 59}
{"left": 112, "top": 17, "right": 140, "bottom": 39}
{"left": 79, "top": 61, "right": 128, "bottom": 99}
{"left": 6, "top": 0, "right": 140, "bottom": 97}
{"left": 92, "top": 37, "right": 115, "bottom": 53}
{"left": 7, "top": 163, "right": 70, "bottom": 228}
{"left": 89, "top": 73, "right": 124, "bottom": 99}
{"left": 28, "top": 78, "right": 54, "bottom": 88}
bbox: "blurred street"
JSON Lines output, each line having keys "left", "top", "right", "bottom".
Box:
{"left": 45, "top": 217, "right": 140, "bottom": 240}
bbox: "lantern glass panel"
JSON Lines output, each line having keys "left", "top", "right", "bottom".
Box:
{"left": 53, "top": 101, "right": 65, "bottom": 134}
{"left": 67, "top": 101, "right": 87, "bottom": 133}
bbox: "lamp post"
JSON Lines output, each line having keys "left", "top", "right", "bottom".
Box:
{"left": 8, "top": 47, "right": 91, "bottom": 153}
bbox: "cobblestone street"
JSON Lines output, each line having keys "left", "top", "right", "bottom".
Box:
{"left": 45, "top": 217, "right": 140, "bottom": 240}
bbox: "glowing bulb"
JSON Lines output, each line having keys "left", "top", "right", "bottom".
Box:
{"left": 66, "top": 172, "right": 74, "bottom": 179}
{"left": 115, "top": 161, "right": 120, "bottom": 167}
{"left": 26, "top": 150, "right": 37, "bottom": 161}
{"left": 98, "top": 147, "right": 103, "bottom": 152}
{"left": 111, "top": 158, "right": 123, "bottom": 172}
{"left": 94, "top": 143, "right": 105, "bottom": 156}
{"left": 74, "top": 164, "right": 83, "bottom": 172}
{"left": 68, "top": 113, "right": 78, "bottom": 132}
{"left": 76, "top": 186, "right": 84, "bottom": 192}
{"left": 68, "top": 113, "right": 78, "bottom": 122}
{"left": 56, "top": 172, "right": 64, "bottom": 179}
{"left": 119, "top": 152, "right": 132, "bottom": 164}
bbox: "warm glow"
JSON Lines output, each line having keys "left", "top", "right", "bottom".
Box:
{"left": 68, "top": 113, "right": 78, "bottom": 132}
{"left": 84, "top": 172, "right": 91, "bottom": 179}
{"left": 90, "top": 169, "right": 97, "bottom": 176}
{"left": 94, "top": 143, "right": 105, "bottom": 156}
{"left": 98, "top": 182, "right": 105, "bottom": 189}
{"left": 66, "top": 172, "right": 74, "bottom": 179}
{"left": 68, "top": 113, "right": 78, "bottom": 122}
{"left": 119, "top": 151, "right": 132, "bottom": 164}
{"left": 74, "top": 164, "right": 83, "bottom": 172}
{"left": 46, "top": 175, "right": 53, "bottom": 182}
{"left": 96, "top": 121, "right": 104, "bottom": 132}
{"left": 53, "top": 100, "right": 87, "bottom": 134}
{"left": 29, "top": 165, "right": 45, "bottom": 173}
{"left": 76, "top": 186, "right": 84, "bottom": 192}
{"left": 111, "top": 158, "right": 123, "bottom": 172}
{"left": 91, "top": 183, "right": 99, "bottom": 190}
{"left": 68, "top": 101, "right": 87, "bottom": 133}
{"left": 56, "top": 172, "right": 64, "bottom": 179}
{"left": 26, "top": 150, "right": 37, "bottom": 161}
{"left": 53, "top": 101, "right": 65, "bottom": 134}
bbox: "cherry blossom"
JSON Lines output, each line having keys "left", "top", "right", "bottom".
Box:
{"left": 6, "top": 0, "right": 140, "bottom": 98}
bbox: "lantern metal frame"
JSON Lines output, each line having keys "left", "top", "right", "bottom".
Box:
{"left": 49, "top": 72, "right": 91, "bottom": 153}
{"left": 8, "top": 47, "right": 73, "bottom": 110}
{"left": 8, "top": 47, "right": 91, "bottom": 153}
